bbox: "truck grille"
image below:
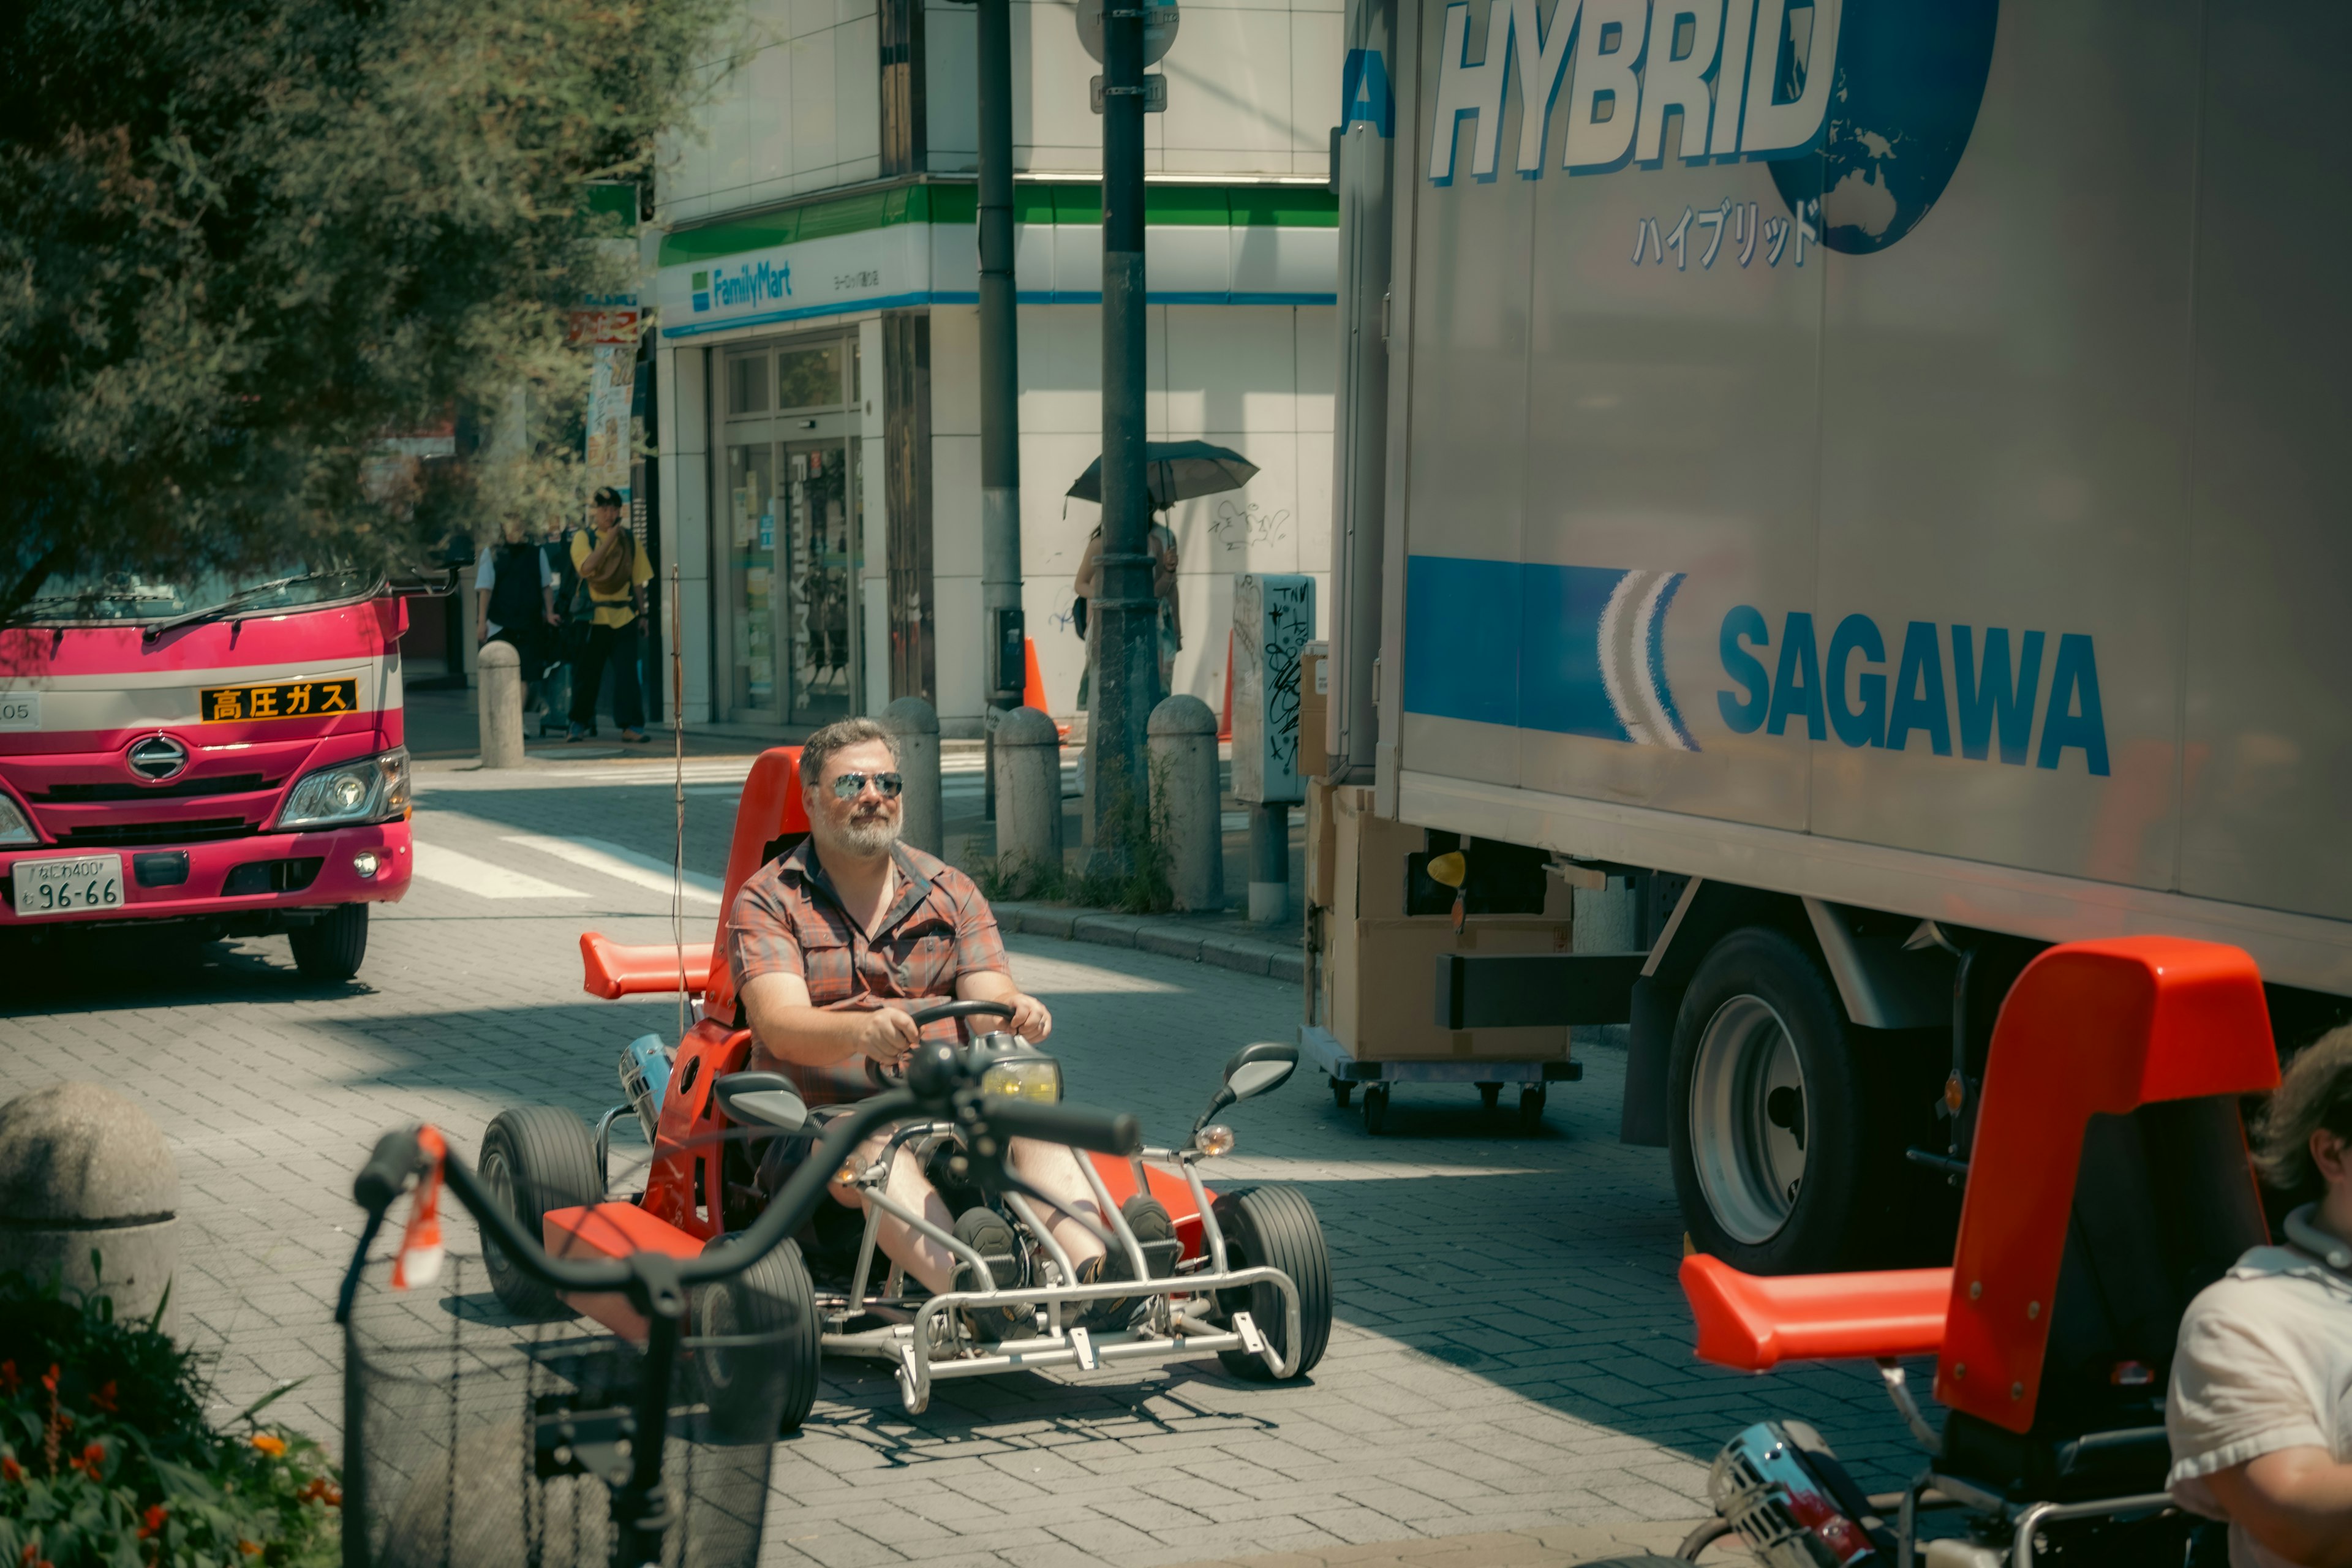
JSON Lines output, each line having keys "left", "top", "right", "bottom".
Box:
{"left": 37, "top": 773, "right": 273, "bottom": 804}
{"left": 57, "top": 818, "right": 256, "bottom": 847}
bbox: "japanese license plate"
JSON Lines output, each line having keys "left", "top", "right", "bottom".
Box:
{"left": 199, "top": 678, "right": 358, "bottom": 723}
{"left": 12, "top": 854, "right": 126, "bottom": 918}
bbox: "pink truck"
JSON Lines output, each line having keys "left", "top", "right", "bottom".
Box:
{"left": 0, "top": 570, "right": 416, "bottom": 979}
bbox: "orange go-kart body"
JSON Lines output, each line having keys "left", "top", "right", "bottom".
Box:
{"left": 548, "top": 746, "right": 1209, "bottom": 1338}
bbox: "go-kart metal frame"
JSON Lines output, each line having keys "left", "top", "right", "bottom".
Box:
{"left": 590, "top": 1004, "right": 1322, "bottom": 1417}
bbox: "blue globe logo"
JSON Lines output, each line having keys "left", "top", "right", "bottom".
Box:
{"left": 1768, "top": 2, "right": 2002, "bottom": 254}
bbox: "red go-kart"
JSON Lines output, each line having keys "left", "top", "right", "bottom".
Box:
{"left": 470, "top": 747, "right": 1333, "bottom": 1430}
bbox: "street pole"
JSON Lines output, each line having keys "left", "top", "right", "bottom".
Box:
{"left": 977, "top": 0, "right": 1023, "bottom": 820}
{"left": 1089, "top": 0, "right": 1159, "bottom": 861}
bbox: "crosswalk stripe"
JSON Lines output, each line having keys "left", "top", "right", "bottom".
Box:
{"left": 409, "top": 843, "right": 586, "bottom": 900}
{"left": 500, "top": 834, "right": 725, "bottom": 904}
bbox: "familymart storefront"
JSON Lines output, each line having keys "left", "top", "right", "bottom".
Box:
{"left": 650, "top": 179, "right": 1338, "bottom": 736}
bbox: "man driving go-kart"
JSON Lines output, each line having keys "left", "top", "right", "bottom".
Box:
{"left": 725, "top": 717, "right": 1175, "bottom": 1336}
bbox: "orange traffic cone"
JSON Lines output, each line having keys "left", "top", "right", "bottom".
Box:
{"left": 1218, "top": 630, "right": 1234, "bottom": 742}
{"left": 1023, "top": 638, "right": 1069, "bottom": 740}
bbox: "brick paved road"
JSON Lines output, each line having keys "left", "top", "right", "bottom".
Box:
{"left": 1, "top": 756, "right": 1935, "bottom": 1567}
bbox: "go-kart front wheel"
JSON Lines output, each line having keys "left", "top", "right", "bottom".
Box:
{"left": 1210, "top": 1185, "right": 1332, "bottom": 1381}
{"left": 695, "top": 1236, "right": 821, "bottom": 1441}
{"left": 479, "top": 1107, "right": 601, "bottom": 1319}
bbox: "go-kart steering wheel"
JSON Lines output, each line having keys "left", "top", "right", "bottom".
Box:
{"left": 866, "top": 998, "right": 1016, "bottom": 1088}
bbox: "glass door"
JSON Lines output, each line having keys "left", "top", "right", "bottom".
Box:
{"left": 723, "top": 441, "right": 779, "bottom": 718}
{"left": 717, "top": 333, "right": 862, "bottom": 728}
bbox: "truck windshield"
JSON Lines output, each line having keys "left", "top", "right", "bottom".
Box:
{"left": 7, "top": 567, "right": 377, "bottom": 628}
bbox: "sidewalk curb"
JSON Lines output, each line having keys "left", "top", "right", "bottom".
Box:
{"left": 998, "top": 902, "right": 1303, "bottom": 986}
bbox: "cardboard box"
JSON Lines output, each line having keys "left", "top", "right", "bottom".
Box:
{"left": 1305, "top": 778, "right": 1339, "bottom": 912}
{"left": 1298, "top": 641, "right": 1329, "bottom": 782}
{"left": 1325, "top": 915, "right": 1575, "bottom": 1062}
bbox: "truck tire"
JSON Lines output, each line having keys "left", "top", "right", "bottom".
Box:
{"left": 1210, "top": 1185, "right": 1332, "bottom": 1381}
{"left": 290, "top": 903, "right": 368, "bottom": 981}
{"left": 479, "top": 1107, "right": 603, "bottom": 1318}
{"left": 1668, "top": 927, "right": 1901, "bottom": 1275}
{"left": 695, "top": 1235, "right": 821, "bottom": 1440}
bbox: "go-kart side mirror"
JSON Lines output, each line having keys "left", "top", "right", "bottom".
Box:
{"left": 1224, "top": 1042, "right": 1298, "bottom": 1101}
{"left": 712, "top": 1071, "right": 810, "bottom": 1134}
{"left": 1194, "top": 1042, "right": 1299, "bottom": 1133}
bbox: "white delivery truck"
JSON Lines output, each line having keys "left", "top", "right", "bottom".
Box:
{"left": 1320, "top": 0, "right": 2352, "bottom": 1274}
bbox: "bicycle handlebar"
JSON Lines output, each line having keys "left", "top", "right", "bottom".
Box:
{"left": 351, "top": 1068, "right": 1144, "bottom": 1297}
{"left": 979, "top": 1098, "right": 1142, "bottom": 1156}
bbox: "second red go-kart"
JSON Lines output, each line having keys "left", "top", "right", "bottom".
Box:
{"left": 472, "top": 747, "right": 1333, "bottom": 1429}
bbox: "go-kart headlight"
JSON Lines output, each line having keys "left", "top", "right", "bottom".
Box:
{"left": 981, "top": 1054, "right": 1062, "bottom": 1103}
{"left": 0, "top": 791, "right": 37, "bottom": 846}
{"left": 277, "top": 747, "right": 410, "bottom": 830}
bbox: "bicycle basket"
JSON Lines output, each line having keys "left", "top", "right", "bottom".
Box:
{"left": 342, "top": 1250, "right": 791, "bottom": 1568}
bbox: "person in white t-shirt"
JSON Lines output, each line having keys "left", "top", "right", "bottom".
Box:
{"left": 2168, "top": 1025, "right": 2352, "bottom": 1568}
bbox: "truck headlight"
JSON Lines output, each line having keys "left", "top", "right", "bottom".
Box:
{"left": 278, "top": 747, "right": 410, "bottom": 830}
{"left": 981, "top": 1055, "right": 1062, "bottom": 1103}
{"left": 0, "top": 791, "right": 36, "bottom": 846}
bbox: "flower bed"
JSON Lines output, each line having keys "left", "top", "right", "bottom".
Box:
{"left": 0, "top": 1268, "right": 337, "bottom": 1568}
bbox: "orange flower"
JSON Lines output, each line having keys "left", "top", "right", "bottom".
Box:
{"left": 238, "top": 1542, "right": 262, "bottom": 1557}
{"left": 138, "top": 1506, "right": 168, "bottom": 1540}
{"left": 89, "top": 1382, "right": 118, "bottom": 1414}
{"left": 0, "top": 1362, "right": 17, "bottom": 1394}
{"left": 249, "top": 1433, "right": 288, "bottom": 1458}
{"left": 75, "top": 1442, "right": 105, "bottom": 1479}
{"left": 1, "top": 1456, "right": 20, "bottom": 1483}
{"left": 39, "top": 1367, "right": 57, "bottom": 1396}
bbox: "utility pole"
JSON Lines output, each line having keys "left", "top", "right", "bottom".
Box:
{"left": 974, "top": 0, "right": 1023, "bottom": 818}
{"left": 1088, "top": 0, "right": 1158, "bottom": 858}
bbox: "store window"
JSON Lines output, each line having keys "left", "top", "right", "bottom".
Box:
{"left": 717, "top": 334, "right": 863, "bottom": 727}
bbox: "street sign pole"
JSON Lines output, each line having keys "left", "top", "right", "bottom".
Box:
{"left": 1090, "top": 0, "right": 1159, "bottom": 861}
{"left": 976, "top": 0, "right": 1023, "bottom": 820}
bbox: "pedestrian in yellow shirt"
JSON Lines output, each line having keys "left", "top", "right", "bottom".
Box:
{"left": 567, "top": 486, "right": 654, "bottom": 742}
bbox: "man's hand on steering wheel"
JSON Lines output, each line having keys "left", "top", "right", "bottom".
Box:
{"left": 1000, "top": 992, "right": 1052, "bottom": 1042}
{"left": 853, "top": 1005, "right": 920, "bottom": 1072}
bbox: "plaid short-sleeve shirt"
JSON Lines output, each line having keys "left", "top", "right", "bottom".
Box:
{"left": 725, "top": 839, "right": 1011, "bottom": 1106}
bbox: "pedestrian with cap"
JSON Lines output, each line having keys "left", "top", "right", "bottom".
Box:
{"left": 567, "top": 486, "right": 653, "bottom": 744}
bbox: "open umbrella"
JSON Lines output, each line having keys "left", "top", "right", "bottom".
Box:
{"left": 1065, "top": 440, "right": 1257, "bottom": 511}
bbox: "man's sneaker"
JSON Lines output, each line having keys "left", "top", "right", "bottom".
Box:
{"left": 951, "top": 1206, "right": 1028, "bottom": 1344}
{"left": 567, "top": 723, "right": 594, "bottom": 742}
{"left": 1080, "top": 1196, "right": 1178, "bottom": 1330}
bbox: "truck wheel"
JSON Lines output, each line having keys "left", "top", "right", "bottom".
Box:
{"left": 1668, "top": 927, "right": 1897, "bottom": 1275}
{"left": 290, "top": 904, "right": 368, "bottom": 981}
{"left": 479, "top": 1107, "right": 602, "bottom": 1319}
{"left": 1211, "top": 1185, "right": 1332, "bottom": 1381}
{"left": 695, "top": 1236, "right": 821, "bottom": 1441}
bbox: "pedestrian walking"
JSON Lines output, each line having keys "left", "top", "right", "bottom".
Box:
{"left": 1071, "top": 513, "right": 1180, "bottom": 708}
{"left": 474, "top": 524, "right": 561, "bottom": 715}
{"left": 567, "top": 486, "right": 653, "bottom": 743}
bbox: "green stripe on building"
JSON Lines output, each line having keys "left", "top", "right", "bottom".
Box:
{"left": 658, "top": 180, "right": 1336, "bottom": 268}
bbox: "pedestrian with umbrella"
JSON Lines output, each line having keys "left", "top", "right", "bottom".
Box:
{"left": 1068, "top": 440, "right": 1257, "bottom": 705}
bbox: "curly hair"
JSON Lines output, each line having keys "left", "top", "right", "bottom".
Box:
{"left": 2254, "top": 1023, "right": 2352, "bottom": 1197}
{"left": 799, "top": 717, "right": 899, "bottom": 791}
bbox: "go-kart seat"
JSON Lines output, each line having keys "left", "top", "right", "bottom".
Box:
{"left": 576, "top": 747, "right": 807, "bottom": 1005}
{"left": 1681, "top": 937, "right": 2281, "bottom": 1506}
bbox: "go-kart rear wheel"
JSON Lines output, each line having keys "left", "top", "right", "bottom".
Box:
{"left": 695, "top": 1237, "right": 821, "bottom": 1441}
{"left": 1210, "top": 1185, "right": 1332, "bottom": 1382}
{"left": 479, "top": 1107, "right": 601, "bottom": 1319}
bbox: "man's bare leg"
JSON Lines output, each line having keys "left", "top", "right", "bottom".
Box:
{"left": 831, "top": 1128, "right": 960, "bottom": 1295}
{"left": 1006, "top": 1139, "right": 1112, "bottom": 1278}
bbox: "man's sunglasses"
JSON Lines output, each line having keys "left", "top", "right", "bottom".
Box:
{"left": 827, "top": 771, "right": 904, "bottom": 800}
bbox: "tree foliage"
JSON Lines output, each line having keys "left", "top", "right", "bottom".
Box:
{"left": 0, "top": 0, "right": 732, "bottom": 621}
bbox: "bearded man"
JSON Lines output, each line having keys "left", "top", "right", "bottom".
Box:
{"left": 724, "top": 717, "right": 1171, "bottom": 1337}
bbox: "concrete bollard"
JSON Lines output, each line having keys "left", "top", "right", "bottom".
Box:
{"left": 477, "top": 639, "right": 525, "bottom": 769}
{"left": 994, "top": 706, "right": 1063, "bottom": 876}
{"left": 0, "top": 1083, "right": 179, "bottom": 1333}
{"left": 1148, "top": 695, "right": 1223, "bottom": 912}
{"left": 881, "top": 696, "right": 943, "bottom": 855}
